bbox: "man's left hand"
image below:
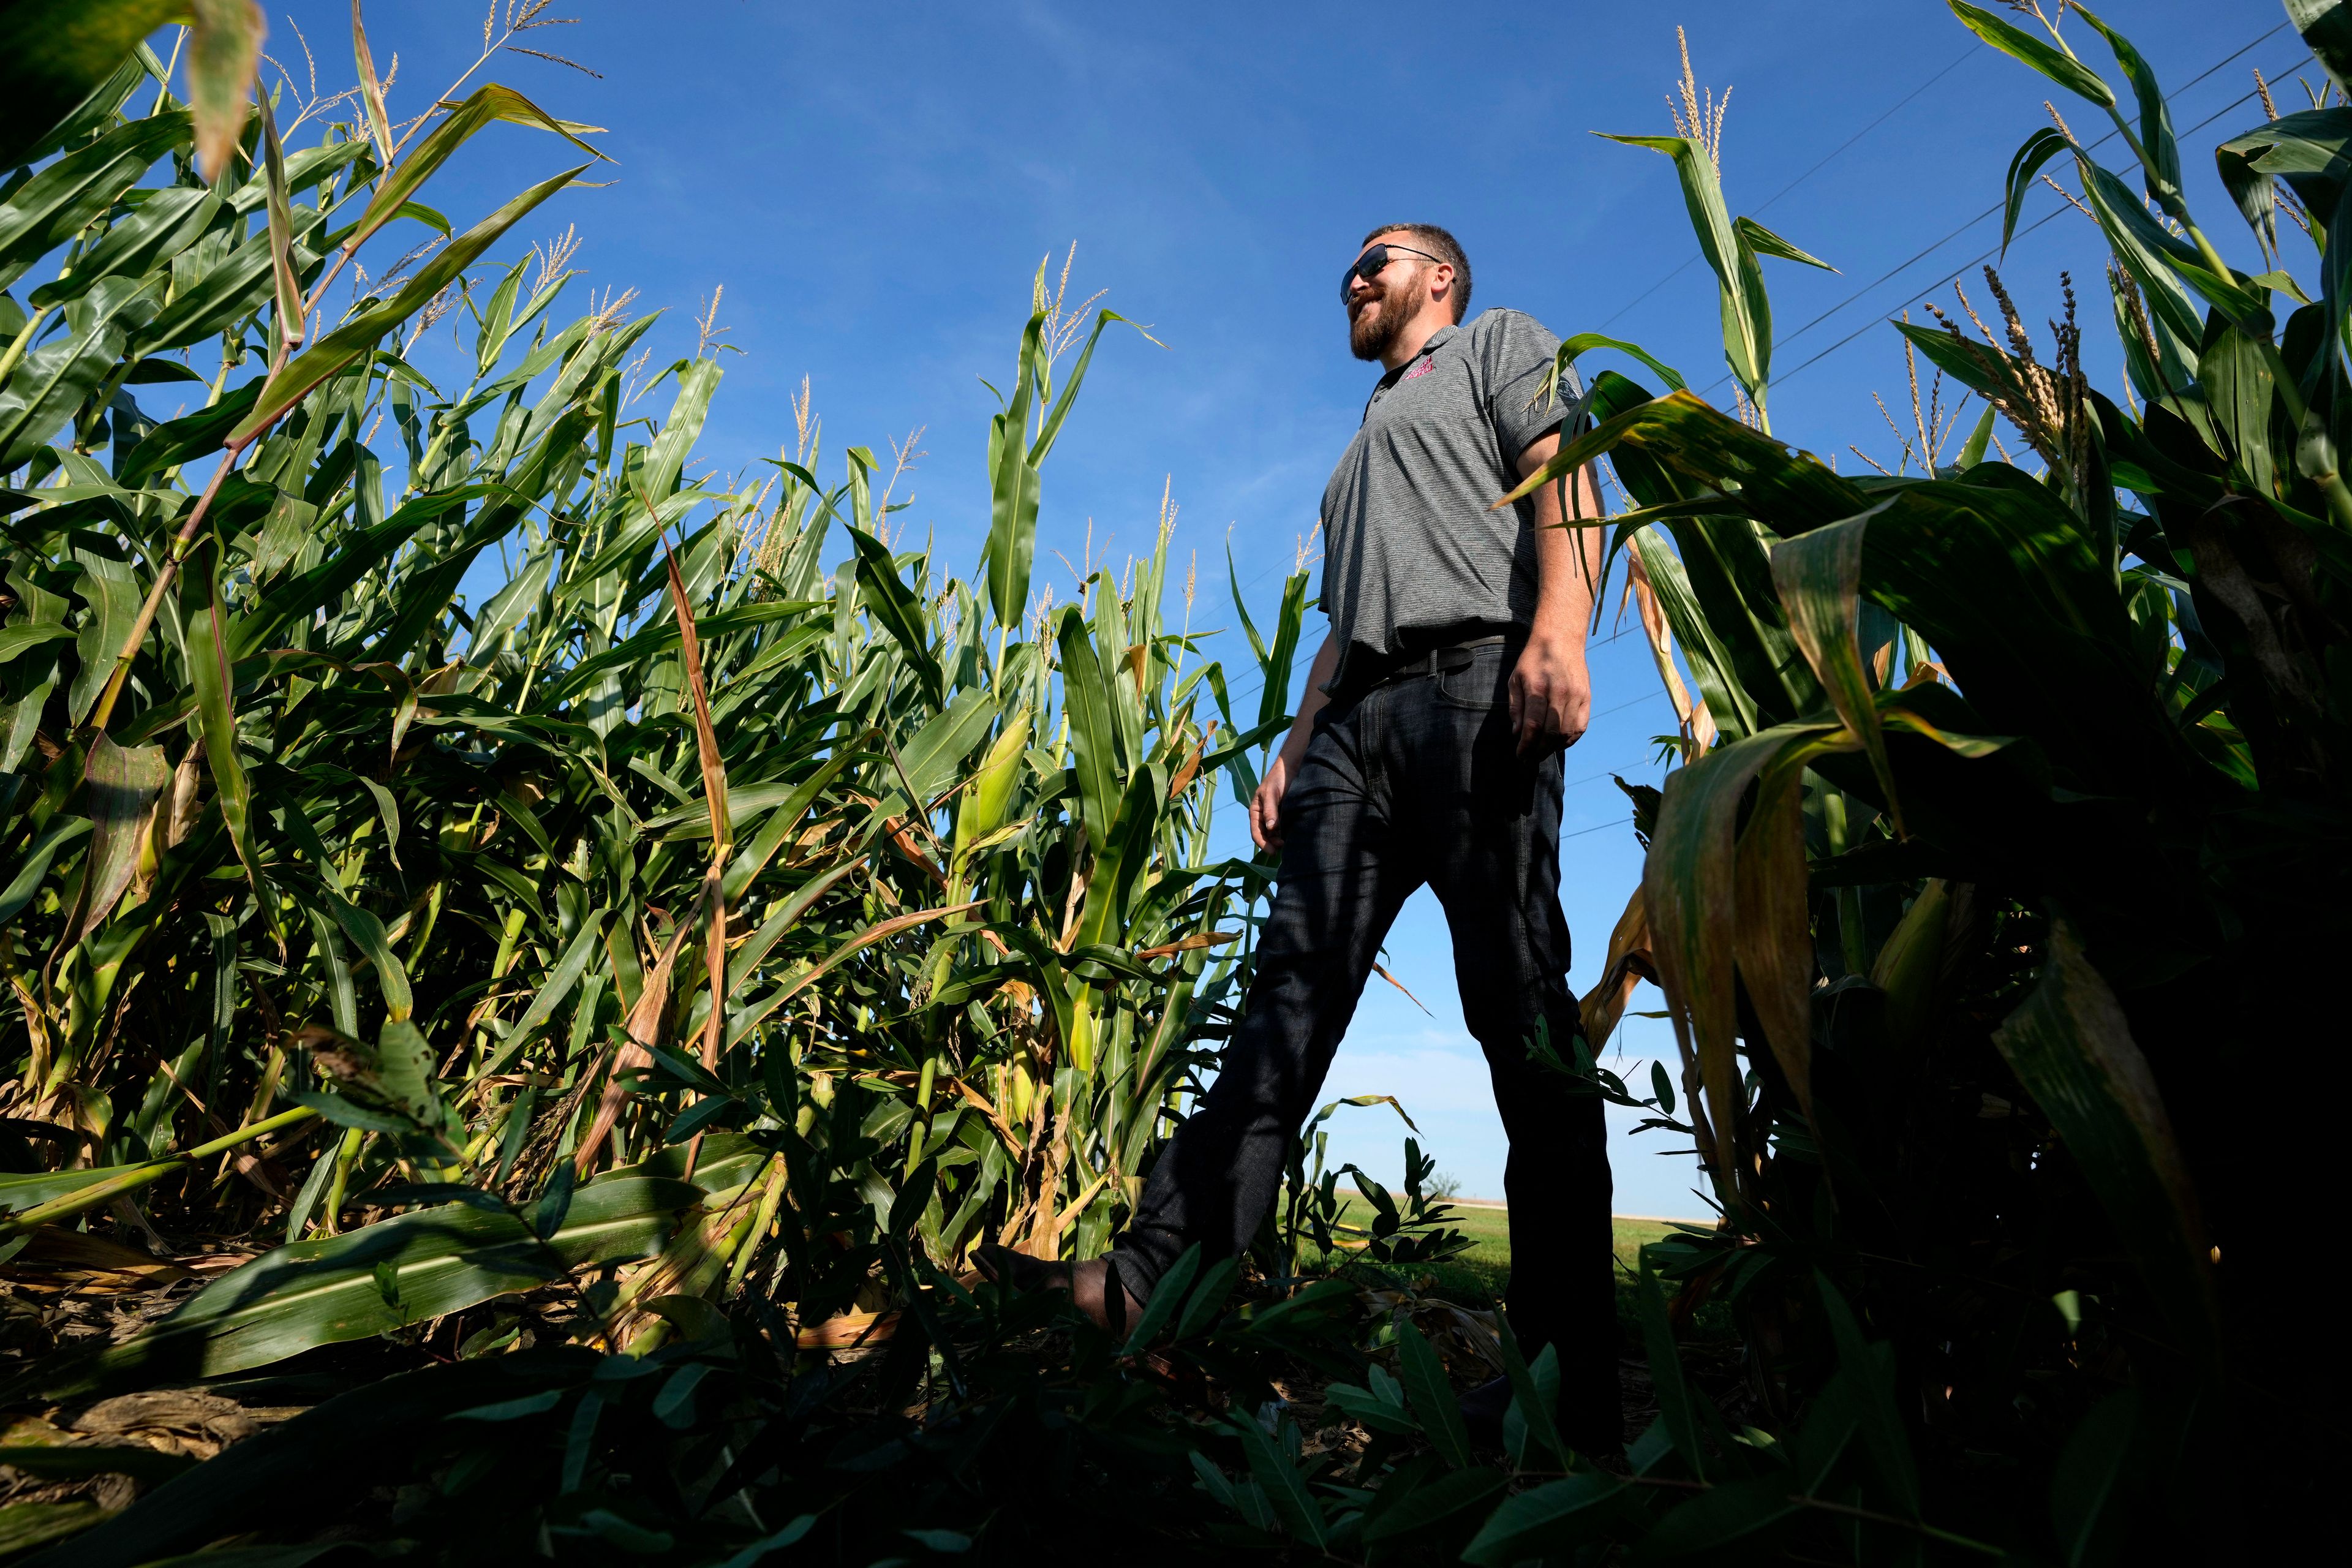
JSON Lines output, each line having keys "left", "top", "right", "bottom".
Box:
{"left": 1507, "top": 631, "right": 1591, "bottom": 756}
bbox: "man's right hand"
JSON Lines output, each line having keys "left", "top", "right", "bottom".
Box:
{"left": 1251, "top": 635, "right": 1339, "bottom": 853}
{"left": 1250, "top": 747, "right": 1300, "bottom": 852}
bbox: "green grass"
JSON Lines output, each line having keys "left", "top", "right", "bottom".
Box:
{"left": 1303, "top": 1197, "right": 1705, "bottom": 1311}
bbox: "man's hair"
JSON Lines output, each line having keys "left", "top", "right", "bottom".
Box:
{"left": 1361, "top": 222, "right": 1471, "bottom": 322}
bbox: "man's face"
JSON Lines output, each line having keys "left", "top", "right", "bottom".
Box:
{"left": 1345, "top": 233, "right": 1432, "bottom": 362}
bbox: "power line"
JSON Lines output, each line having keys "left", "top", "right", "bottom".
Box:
{"left": 1687, "top": 27, "right": 2297, "bottom": 396}
{"left": 1761, "top": 65, "right": 2304, "bottom": 394}
{"left": 1599, "top": 45, "right": 1981, "bottom": 331}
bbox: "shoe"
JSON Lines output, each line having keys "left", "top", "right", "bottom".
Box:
{"left": 973, "top": 1243, "right": 1145, "bottom": 1336}
{"left": 1460, "top": 1373, "right": 1624, "bottom": 1460}
{"left": 1461, "top": 1373, "right": 1512, "bottom": 1449}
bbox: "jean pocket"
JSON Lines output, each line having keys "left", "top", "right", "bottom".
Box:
{"left": 1434, "top": 649, "right": 1506, "bottom": 709}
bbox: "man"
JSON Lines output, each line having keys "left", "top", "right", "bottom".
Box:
{"left": 986, "top": 224, "right": 1619, "bottom": 1451}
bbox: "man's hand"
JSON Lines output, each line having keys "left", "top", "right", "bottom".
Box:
{"left": 1507, "top": 629, "right": 1591, "bottom": 756}
{"left": 1252, "top": 635, "right": 1340, "bottom": 853}
{"left": 1509, "top": 429, "right": 1601, "bottom": 758}
{"left": 1250, "top": 744, "right": 1302, "bottom": 851}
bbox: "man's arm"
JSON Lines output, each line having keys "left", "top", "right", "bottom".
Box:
{"left": 1508, "top": 432, "right": 1605, "bottom": 756}
{"left": 1249, "top": 632, "right": 1339, "bottom": 852}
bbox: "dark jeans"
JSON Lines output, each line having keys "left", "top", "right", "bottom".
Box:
{"left": 1110, "top": 641, "right": 1619, "bottom": 1428}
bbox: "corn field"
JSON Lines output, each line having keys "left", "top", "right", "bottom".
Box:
{"left": 1, "top": 1, "right": 2345, "bottom": 1564}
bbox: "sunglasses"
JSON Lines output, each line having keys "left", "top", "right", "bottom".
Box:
{"left": 1341, "top": 242, "right": 1442, "bottom": 304}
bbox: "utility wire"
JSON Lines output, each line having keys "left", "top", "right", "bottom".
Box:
{"left": 1760, "top": 67, "right": 2303, "bottom": 392}
{"left": 1768, "top": 75, "right": 2295, "bottom": 392}
{"left": 1687, "top": 26, "right": 2296, "bottom": 396}
{"left": 1599, "top": 45, "right": 1981, "bottom": 331}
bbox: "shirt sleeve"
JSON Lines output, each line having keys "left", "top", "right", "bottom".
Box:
{"left": 1479, "top": 310, "right": 1572, "bottom": 462}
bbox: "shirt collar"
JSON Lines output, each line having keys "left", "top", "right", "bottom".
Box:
{"left": 1372, "top": 324, "right": 1455, "bottom": 391}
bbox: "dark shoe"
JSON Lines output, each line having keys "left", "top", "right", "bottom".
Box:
{"left": 1462, "top": 1373, "right": 1513, "bottom": 1450}
{"left": 973, "top": 1243, "right": 1144, "bottom": 1336}
{"left": 1460, "top": 1373, "right": 1624, "bottom": 1460}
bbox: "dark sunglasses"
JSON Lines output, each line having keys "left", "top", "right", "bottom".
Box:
{"left": 1340, "top": 242, "right": 1442, "bottom": 304}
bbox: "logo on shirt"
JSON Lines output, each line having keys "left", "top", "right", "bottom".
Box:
{"left": 1401, "top": 357, "right": 1435, "bottom": 381}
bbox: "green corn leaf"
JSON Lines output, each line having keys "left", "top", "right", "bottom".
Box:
{"left": 1055, "top": 603, "right": 1121, "bottom": 853}
{"left": 1325, "top": 1379, "right": 1422, "bottom": 1436}
{"left": 1118, "top": 1241, "right": 1200, "bottom": 1355}
{"left": 2070, "top": 5, "right": 2179, "bottom": 209}
{"left": 0, "top": 110, "right": 191, "bottom": 283}
{"left": 482, "top": 911, "right": 607, "bottom": 1076}
{"left": 1634, "top": 1254, "right": 1707, "bottom": 1479}
{"left": 254, "top": 89, "right": 303, "bottom": 350}
{"left": 2050, "top": 1385, "right": 2149, "bottom": 1567}
{"left": 0, "top": 274, "right": 158, "bottom": 468}
{"left": 1948, "top": 0, "right": 2115, "bottom": 108}
{"left": 1635, "top": 1473, "right": 1804, "bottom": 1557}
{"left": 1460, "top": 1472, "right": 1626, "bottom": 1565}
{"left": 2076, "top": 156, "right": 2207, "bottom": 348}
{"left": 1392, "top": 1317, "right": 1473, "bottom": 1468}
{"left": 186, "top": 556, "right": 260, "bottom": 889}
{"left": 1595, "top": 132, "right": 1772, "bottom": 406}
{"left": 1733, "top": 215, "right": 1833, "bottom": 270}
{"left": 1494, "top": 1309, "right": 1569, "bottom": 1470}
{"left": 1769, "top": 497, "right": 1902, "bottom": 827}
{"left": 56, "top": 732, "right": 166, "bottom": 954}
{"left": 47, "top": 1176, "right": 684, "bottom": 1389}
{"left": 0, "top": 620, "right": 75, "bottom": 663}
{"left": 323, "top": 888, "right": 412, "bottom": 1022}
{"left": 66, "top": 538, "right": 140, "bottom": 725}
{"left": 849, "top": 524, "right": 944, "bottom": 710}
{"left": 1359, "top": 1466, "right": 1506, "bottom": 1547}
{"left": 1992, "top": 919, "right": 2218, "bottom": 1360}
{"left": 28, "top": 185, "right": 221, "bottom": 311}
{"left": 128, "top": 223, "right": 309, "bottom": 358}
{"left": 2286, "top": 0, "right": 2352, "bottom": 97}
{"left": 1253, "top": 568, "right": 1308, "bottom": 731}
{"left": 227, "top": 484, "right": 477, "bottom": 657}
{"left": 186, "top": 0, "right": 265, "bottom": 182}
{"left": 638, "top": 355, "right": 718, "bottom": 502}
{"left": 892, "top": 688, "right": 997, "bottom": 811}
{"left": 1223, "top": 1413, "right": 1327, "bottom": 1549}
{"left": 982, "top": 312, "right": 1046, "bottom": 628}
{"left": 336, "top": 82, "right": 606, "bottom": 260}
{"left": 2000, "top": 127, "right": 2074, "bottom": 255}
{"left": 350, "top": 0, "right": 395, "bottom": 168}
{"left": 1172, "top": 1255, "right": 1241, "bottom": 1341}
{"left": 1814, "top": 1271, "right": 1920, "bottom": 1513}
{"left": 1028, "top": 307, "right": 1144, "bottom": 465}
{"left": 230, "top": 162, "right": 590, "bottom": 442}
{"left": 0, "top": 0, "right": 179, "bottom": 168}
{"left": 1893, "top": 318, "right": 2018, "bottom": 404}
{"left": 1555, "top": 331, "right": 1686, "bottom": 395}
{"left": 0, "top": 1444, "right": 195, "bottom": 1486}
{"left": 0, "top": 815, "right": 88, "bottom": 927}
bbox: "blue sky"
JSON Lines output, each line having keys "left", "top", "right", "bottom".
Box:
{"left": 263, "top": 0, "right": 2305, "bottom": 1212}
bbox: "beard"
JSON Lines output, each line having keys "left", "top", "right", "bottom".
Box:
{"left": 1349, "top": 279, "right": 1415, "bottom": 362}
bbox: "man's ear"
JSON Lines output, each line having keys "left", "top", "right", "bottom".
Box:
{"left": 1428, "top": 263, "right": 1454, "bottom": 310}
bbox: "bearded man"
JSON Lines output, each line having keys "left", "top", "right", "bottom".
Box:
{"left": 984, "top": 224, "right": 1619, "bottom": 1453}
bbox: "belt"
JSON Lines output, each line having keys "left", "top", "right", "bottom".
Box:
{"left": 1374, "top": 633, "right": 1509, "bottom": 685}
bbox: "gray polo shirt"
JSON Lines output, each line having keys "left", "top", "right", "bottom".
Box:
{"left": 1318, "top": 307, "right": 1582, "bottom": 690}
